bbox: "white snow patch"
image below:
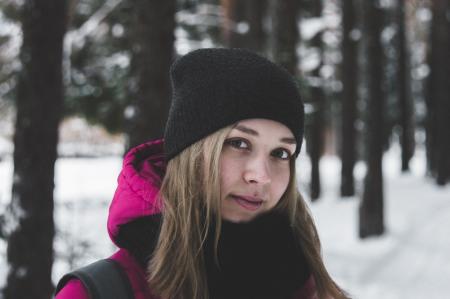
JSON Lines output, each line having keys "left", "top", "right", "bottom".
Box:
{"left": 301, "top": 17, "right": 325, "bottom": 41}
{"left": 58, "top": 117, "right": 125, "bottom": 157}
{"left": 297, "top": 145, "right": 450, "bottom": 298}
{"left": 0, "top": 136, "right": 13, "bottom": 158}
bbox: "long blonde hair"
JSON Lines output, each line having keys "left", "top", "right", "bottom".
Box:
{"left": 148, "top": 126, "right": 349, "bottom": 299}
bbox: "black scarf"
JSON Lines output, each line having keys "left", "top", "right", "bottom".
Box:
{"left": 204, "top": 212, "right": 310, "bottom": 299}
{"left": 117, "top": 212, "right": 310, "bottom": 299}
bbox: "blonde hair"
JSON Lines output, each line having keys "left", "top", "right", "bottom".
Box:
{"left": 148, "top": 126, "right": 349, "bottom": 299}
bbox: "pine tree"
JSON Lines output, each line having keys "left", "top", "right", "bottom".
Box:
{"left": 272, "top": 0, "right": 300, "bottom": 75}
{"left": 397, "top": 0, "right": 415, "bottom": 172}
{"left": 359, "top": 0, "right": 385, "bottom": 238}
{"left": 340, "top": 0, "right": 358, "bottom": 197}
{"left": 308, "top": 0, "right": 325, "bottom": 201}
{"left": 220, "top": 0, "right": 267, "bottom": 52}
{"left": 427, "top": 0, "right": 450, "bottom": 185}
{"left": 125, "top": 0, "right": 176, "bottom": 150}
{"left": 4, "top": 1, "right": 67, "bottom": 298}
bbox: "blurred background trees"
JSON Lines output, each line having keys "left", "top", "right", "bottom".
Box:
{"left": 2, "top": 1, "right": 67, "bottom": 299}
{"left": 359, "top": 0, "right": 385, "bottom": 238}
{"left": 340, "top": 0, "right": 358, "bottom": 198}
{"left": 427, "top": 0, "right": 450, "bottom": 186}
{"left": 124, "top": 0, "right": 175, "bottom": 150}
{"left": 0, "top": 0, "right": 449, "bottom": 297}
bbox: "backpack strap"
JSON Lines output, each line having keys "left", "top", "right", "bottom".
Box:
{"left": 55, "top": 259, "right": 134, "bottom": 299}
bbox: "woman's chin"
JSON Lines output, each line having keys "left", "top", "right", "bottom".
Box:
{"left": 221, "top": 210, "right": 258, "bottom": 223}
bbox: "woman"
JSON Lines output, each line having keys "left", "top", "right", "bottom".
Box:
{"left": 55, "top": 48, "right": 349, "bottom": 299}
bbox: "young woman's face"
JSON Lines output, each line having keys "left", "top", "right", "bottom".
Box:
{"left": 219, "top": 118, "right": 296, "bottom": 222}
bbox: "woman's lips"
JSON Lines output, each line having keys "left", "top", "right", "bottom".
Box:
{"left": 230, "top": 195, "right": 263, "bottom": 211}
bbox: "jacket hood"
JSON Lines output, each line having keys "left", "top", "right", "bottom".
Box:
{"left": 107, "top": 139, "right": 165, "bottom": 246}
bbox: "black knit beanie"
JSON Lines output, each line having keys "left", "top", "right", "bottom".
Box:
{"left": 164, "top": 48, "right": 304, "bottom": 161}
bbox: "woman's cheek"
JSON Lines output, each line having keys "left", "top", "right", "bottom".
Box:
{"left": 219, "top": 154, "right": 241, "bottom": 192}
{"left": 271, "top": 165, "right": 291, "bottom": 200}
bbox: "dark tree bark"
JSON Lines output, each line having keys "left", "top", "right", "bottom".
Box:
{"left": 426, "top": 2, "right": 439, "bottom": 176}
{"left": 221, "top": 0, "right": 266, "bottom": 52}
{"left": 427, "top": 0, "right": 450, "bottom": 185}
{"left": 397, "top": 0, "right": 415, "bottom": 172}
{"left": 221, "top": 0, "right": 246, "bottom": 47}
{"left": 359, "top": 1, "right": 385, "bottom": 238}
{"left": 272, "top": 0, "right": 300, "bottom": 75}
{"left": 308, "top": 0, "right": 325, "bottom": 201}
{"left": 4, "top": 1, "right": 67, "bottom": 298}
{"left": 340, "top": 0, "right": 358, "bottom": 197}
{"left": 125, "top": 0, "right": 175, "bottom": 150}
{"left": 245, "top": 0, "right": 267, "bottom": 53}
{"left": 434, "top": 0, "right": 450, "bottom": 185}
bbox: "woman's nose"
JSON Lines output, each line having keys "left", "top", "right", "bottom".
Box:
{"left": 243, "top": 156, "right": 271, "bottom": 185}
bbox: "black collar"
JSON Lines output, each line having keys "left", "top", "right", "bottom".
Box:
{"left": 204, "top": 212, "right": 310, "bottom": 299}
{"left": 117, "top": 212, "right": 310, "bottom": 299}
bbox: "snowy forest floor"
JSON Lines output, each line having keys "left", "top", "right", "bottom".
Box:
{"left": 0, "top": 144, "right": 449, "bottom": 299}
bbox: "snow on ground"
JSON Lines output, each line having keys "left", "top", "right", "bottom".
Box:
{"left": 297, "top": 146, "right": 450, "bottom": 298}
{"left": 0, "top": 144, "right": 449, "bottom": 298}
{"left": 0, "top": 155, "right": 122, "bottom": 287}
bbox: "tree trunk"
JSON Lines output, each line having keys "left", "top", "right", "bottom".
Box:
{"left": 433, "top": 0, "right": 450, "bottom": 185}
{"left": 426, "top": 0, "right": 439, "bottom": 177}
{"left": 308, "top": 0, "right": 325, "bottom": 201}
{"left": 340, "top": 0, "right": 358, "bottom": 197}
{"left": 272, "top": 0, "right": 300, "bottom": 75}
{"left": 426, "top": 0, "right": 450, "bottom": 185}
{"left": 221, "top": 0, "right": 266, "bottom": 52}
{"left": 4, "top": 1, "right": 67, "bottom": 298}
{"left": 359, "top": 0, "right": 385, "bottom": 238}
{"left": 245, "top": 0, "right": 267, "bottom": 53}
{"left": 397, "top": 0, "right": 415, "bottom": 172}
{"left": 221, "top": 0, "right": 246, "bottom": 47}
{"left": 125, "top": 0, "right": 175, "bottom": 150}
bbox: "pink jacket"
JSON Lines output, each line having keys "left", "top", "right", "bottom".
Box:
{"left": 55, "top": 139, "right": 317, "bottom": 299}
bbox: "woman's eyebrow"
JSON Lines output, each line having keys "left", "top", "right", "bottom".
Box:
{"left": 234, "top": 124, "right": 296, "bottom": 145}
{"left": 235, "top": 124, "right": 258, "bottom": 136}
{"left": 280, "top": 137, "right": 296, "bottom": 145}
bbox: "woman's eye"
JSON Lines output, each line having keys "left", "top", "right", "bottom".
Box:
{"left": 225, "top": 138, "right": 249, "bottom": 149}
{"left": 272, "top": 148, "right": 291, "bottom": 160}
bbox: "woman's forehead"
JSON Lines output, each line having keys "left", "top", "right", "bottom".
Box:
{"left": 233, "top": 119, "right": 295, "bottom": 138}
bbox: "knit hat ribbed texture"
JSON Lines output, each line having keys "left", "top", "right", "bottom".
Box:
{"left": 164, "top": 48, "right": 304, "bottom": 161}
